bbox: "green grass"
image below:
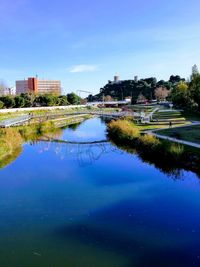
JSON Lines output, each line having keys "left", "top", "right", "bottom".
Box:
{"left": 157, "top": 125, "right": 200, "bottom": 144}
{"left": 152, "top": 109, "right": 188, "bottom": 126}
{"left": 134, "top": 123, "right": 189, "bottom": 132}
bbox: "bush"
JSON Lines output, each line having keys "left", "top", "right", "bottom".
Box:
{"left": 108, "top": 119, "right": 140, "bottom": 142}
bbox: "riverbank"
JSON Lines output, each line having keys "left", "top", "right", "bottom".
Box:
{"left": 107, "top": 119, "right": 200, "bottom": 176}
{"left": 0, "top": 115, "right": 91, "bottom": 168}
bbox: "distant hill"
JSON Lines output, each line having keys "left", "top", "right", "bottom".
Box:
{"left": 91, "top": 75, "right": 185, "bottom": 103}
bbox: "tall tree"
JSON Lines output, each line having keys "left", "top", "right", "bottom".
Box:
{"left": 192, "top": 64, "right": 199, "bottom": 77}
{"left": 190, "top": 73, "right": 200, "bottom": 111}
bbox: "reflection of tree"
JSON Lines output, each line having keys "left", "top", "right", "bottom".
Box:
{"left": 109, "top": 141, "right": 199, "bottom": 180}
{"left": 0, "top": 128, "right": 23, "bottom": 169}
{"left": 66, "top": 122, "right": 82, "bottom": 131}
{"left": 0, "top": 123, "right": 62, "bottom": 169}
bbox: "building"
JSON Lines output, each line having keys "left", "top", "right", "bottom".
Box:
{"left": 16, "top": 77, "right": 61, "bottom": 95}
{"left": 0, "top": 81, "right": 15, "bottom": 96}
{"left": 109, "top": 75, "right": 122, "bottom": 85}
{"left": 0, "top": 87, "right": 15, "bottom": 96}
{"left": 109, "top": 75, "right": 139, "bottom": 85}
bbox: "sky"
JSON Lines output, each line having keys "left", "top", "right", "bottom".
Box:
{"left": 0, "top": 0, "right": 200, "bottom": 95}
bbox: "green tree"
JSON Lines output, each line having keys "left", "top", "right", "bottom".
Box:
{"left": 57, "top": 95, "right": 69, "bottom": 106}
{"left": 21, "top": 93, "right": 36, "bottom": 107}
{"left": 0, "top": 96, "right": 15, "bottom": 108}
{"left": 14, "top": 96, "right": 25, "bottom": 108}
{"left": 67, "top": 93, "right": 81, "bottom": 105}
{"left": 190, "top": 73, "right": 200, "bottom": 111}
{"left": 35, "top": 94, "right": 57, "bottom": 107}
{"left": 171, "top": 81, "right": 191, "bottom": 109}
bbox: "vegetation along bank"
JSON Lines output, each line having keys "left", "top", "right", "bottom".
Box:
{"left": 107, "top": 119, "right": 200, "bottom": 176}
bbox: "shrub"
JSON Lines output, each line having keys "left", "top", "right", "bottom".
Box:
{"left": 108, "top": 120, "right": 139, "bottom": 142}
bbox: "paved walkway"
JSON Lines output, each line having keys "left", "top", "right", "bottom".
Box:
{"left": 146, "top": 122, "right": 200, "bottom": 149}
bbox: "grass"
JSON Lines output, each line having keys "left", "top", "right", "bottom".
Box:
{"left": 157, "top": 125, "right": 200, "bottom": 144}
{"left": 152, "top": 110, "right": 186, "bottom": 122}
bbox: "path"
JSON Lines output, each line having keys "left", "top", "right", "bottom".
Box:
{"left": 0, "top": 115, "right": 31, "bottom": 128}
{"left": 145, "top": 121, "right": 200, "bottom": 149}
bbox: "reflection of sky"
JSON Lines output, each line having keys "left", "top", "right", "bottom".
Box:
{"left": 61, "top": 118, "right": 106, "bottom": 142}
{"left": 0, "top": 118, "right": 200, "bottom": 267}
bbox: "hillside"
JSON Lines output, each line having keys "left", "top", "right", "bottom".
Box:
{"left": 92, "top": 75, "right": 185, "bottom": 103}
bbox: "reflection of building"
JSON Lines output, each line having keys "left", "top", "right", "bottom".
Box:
{"left": 16, "top": 77, "right": 61, "bottom": 95}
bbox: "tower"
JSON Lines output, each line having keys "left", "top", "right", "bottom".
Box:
{"left": 114, "top": 75, "right": 120, "bottom": 83}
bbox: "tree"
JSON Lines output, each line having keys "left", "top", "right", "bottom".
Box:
{"left": 171, "top": 81, "right": 191, "bottom": 109}
{"left": 57, "top": 95, "right": 69, "bottom": 106}
{"left": 190, "top": 73, "right": 200, "bottom": 111}
{"left": 21, "top": 93, "right": 36, "bottom": 107}
{"left": 154, "top": 87, "right": 170, "bottom": 101}
{"left": 192, "top": 64, "right": 199, "bottom": 77}
{"left": 14, "top": 96, "right": 25, "bottom": 108}
{"left": 35, "top": 94, "right": 57, "bottom": 107}
{"left": 88, "top": 94, "right": 93, "bottom": 102}
{"left": 0, "top": 96, "right": 15, "bottom": 108}
{"left": 67, "top": 93, "right": 81, "bottom": 105}
{"left": 169, "top": 75, "right": 182, "bottom": 84}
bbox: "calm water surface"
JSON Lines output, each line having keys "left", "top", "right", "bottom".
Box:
{"left": 0, "top": 118, "right": 200, "bottom": 267}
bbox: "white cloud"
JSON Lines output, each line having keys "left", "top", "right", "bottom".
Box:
{"left": 69, "top": 64, "right": 99, "bottom": 73}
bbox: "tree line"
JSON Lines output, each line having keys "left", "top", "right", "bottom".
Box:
{"left": 0, "top": 92, "right": 82, "bottom": 109}
{"left": 92, "top": 75, "right": 184, "bottom": 103}
{"left": 92, "top": 65, "right": 200, "bottom": 112}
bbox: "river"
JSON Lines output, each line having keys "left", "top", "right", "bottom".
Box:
{"left": 0, "top": 117, "right": 200, "bottom": 267}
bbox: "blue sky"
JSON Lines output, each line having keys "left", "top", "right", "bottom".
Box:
{"left": 1, "top": 0, "right": 200, "bottom": 95}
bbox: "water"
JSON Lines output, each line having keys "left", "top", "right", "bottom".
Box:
{"left": 0, "top": 117, "right": 200, "bottom": 267}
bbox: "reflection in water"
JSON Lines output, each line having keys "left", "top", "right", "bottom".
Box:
{"left": 111, "top": 143, "right": 186, "bottom": 180}
{"left": 35, "top": 140, "right": 124, "bottom": 167}
{"left": 0, "top": 128, "right": 23, "bottom": 169}
{"left": 0, "top": 118, "right": 200, "bottom": 267}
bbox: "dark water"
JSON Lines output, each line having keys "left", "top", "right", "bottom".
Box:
{"left": 0, "top": 118, "right": 200, "bottom": 267}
